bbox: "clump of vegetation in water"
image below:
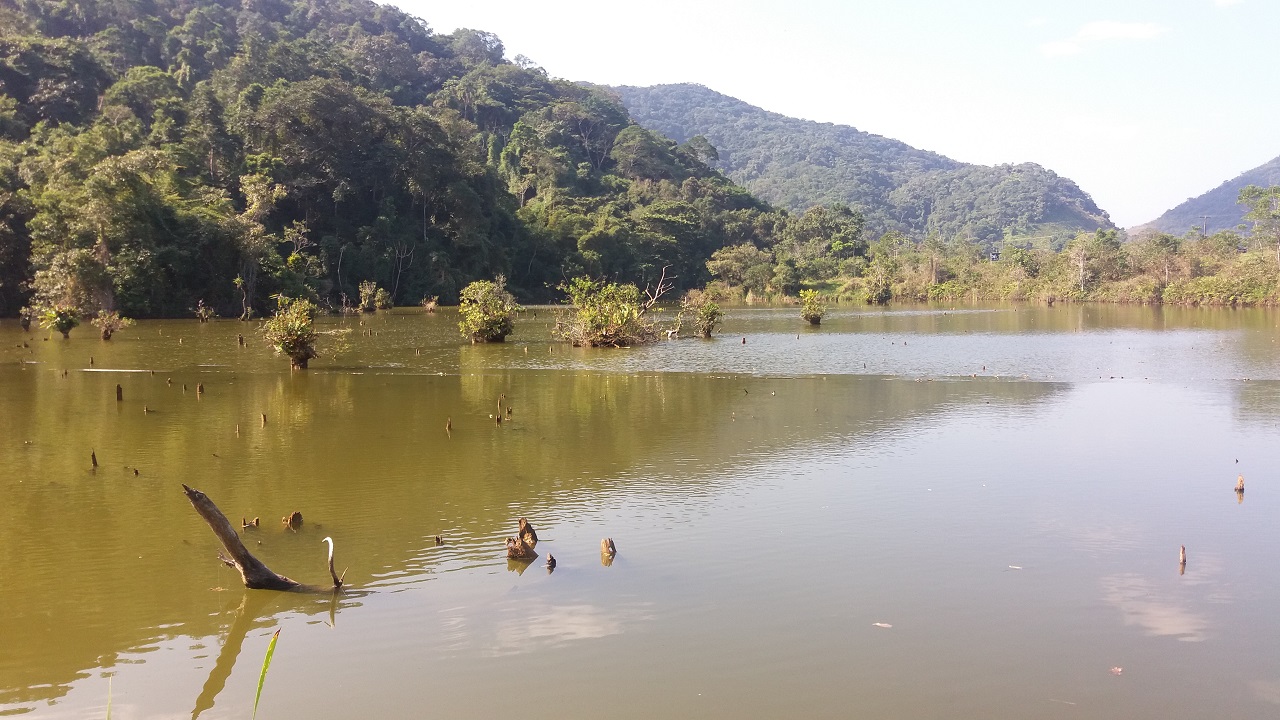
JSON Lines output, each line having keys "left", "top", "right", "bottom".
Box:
{"left": 194, "top": 300, "right": 217, "bottom": 322}
{"left": 91, "top": 310, "right": 134, "bottom": 340}
{"left": 458, "top": 277, "right": 520, "bottom": 343}
{"left": 374, "top": 287, "right": 393, "bottom": 310}
{"left": 554, "top": 270, "right": 672, "bottom": 347}
{"left": 19, "top": 306, "right": 33, "bottom": 331}
{"left": 41, "top": 305, "right": 80, "bottom": 338}
{"left": 261, "top": 296, "right": 319, "bottom": 369}
{"left": 799, "top": 289, "right": 826, "bottom": 324}
{"left": 421, "top": 296, "right": 439, "bottom": 313}
{"left": 357, "top": 281, "right": 378, "bottom": 313}
{"left": 679, "top": 289, "right": 724, "bottom": 338}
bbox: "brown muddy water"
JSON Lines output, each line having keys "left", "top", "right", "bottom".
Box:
{"left": 2, "top": 305, "right": 1279, "bottom": 719}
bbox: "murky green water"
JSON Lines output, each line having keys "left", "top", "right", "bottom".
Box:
{"left": 2, "top": 305, "right": 1279, "bottom": 719}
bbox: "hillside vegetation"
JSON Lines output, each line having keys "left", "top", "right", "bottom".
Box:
{"left": 1136, "top": 155, "right": 1280, "bottom": 236}
{"left": 614, "top": 83, "right": 1113, "bottom": 246}
{"left": 0, "top": 0, "right": 798, "bottom": 318}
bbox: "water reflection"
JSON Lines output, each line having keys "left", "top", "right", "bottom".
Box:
{"left": 3, "top": 308, "right": 1280, "bottom": 719}
{"left": 1101, "top": 573, "right": 1210, "bottom": 642}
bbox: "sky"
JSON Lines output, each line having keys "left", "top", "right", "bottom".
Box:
{"left": 398, "top": 0, "right": 1278, "bottom": 228}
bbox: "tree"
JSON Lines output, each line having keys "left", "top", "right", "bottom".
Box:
{"left": 458, "top": 276, "right": 520, "bottom": 342}
{"left": 1239, "top": 185, "right": 1280, "bottom": 266}
{"left": 706, "top": 244, "right": 774, "bottom": 289}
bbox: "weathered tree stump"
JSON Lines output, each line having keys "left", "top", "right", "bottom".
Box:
{"left": 518, "top": 517, "right": 538, "bottom": 546}
{"left": 506, "top": 536, "right": 537, "bottom": 560}
{"left": 182, "top": 484, "right": 301, "bottom": 591}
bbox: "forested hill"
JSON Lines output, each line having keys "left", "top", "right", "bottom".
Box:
{"left": 1135, "top": 155, "right": 1280, "bottom": 236}
{"left": 614, "top": 83, "right": 1113, "bottom": 245}
{"left": 0, "top": 0, "right": 789, "bottom": 318}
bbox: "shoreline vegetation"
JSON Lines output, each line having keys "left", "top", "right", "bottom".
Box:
{"left": 702, "top": 223, "right": 1280, "bottom": 309}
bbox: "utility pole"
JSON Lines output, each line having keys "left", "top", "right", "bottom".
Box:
{"left": 1198, "top": 215, "right": 1211, "bottom": 238}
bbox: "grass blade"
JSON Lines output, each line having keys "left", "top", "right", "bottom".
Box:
{"left": 252, "top": 629, "right": 281, "bottom": 720}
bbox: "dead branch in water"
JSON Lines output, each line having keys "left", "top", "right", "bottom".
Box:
{"left": 182, "top": 484, "right": 301, "bottom": 591}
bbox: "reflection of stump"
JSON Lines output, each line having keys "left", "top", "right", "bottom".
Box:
{"left": 506, "top": 536, "right": 538, "bottom": 561}
{"left": 518, "top": 517, "right": 538, "bottom": 546}
{"left": 282, "top": 511, "right": 303, "bottom": 530}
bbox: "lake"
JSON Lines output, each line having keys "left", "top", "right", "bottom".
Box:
{"left": 2, "top": 304, "right": 1279, "bottom": 719}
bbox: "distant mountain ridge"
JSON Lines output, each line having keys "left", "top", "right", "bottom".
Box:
{"left": 1135, "top": 155, "right": 1280, "bottom": 236}
{"left": 613, "top": 83, "right": 1113, "bottom": 245}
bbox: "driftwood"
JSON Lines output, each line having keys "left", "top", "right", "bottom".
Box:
{"left": 601, "top": 537, "right": 616, "bottom": 566}
{"left": 182, "top": 484, "right": 301, "bottom": 591}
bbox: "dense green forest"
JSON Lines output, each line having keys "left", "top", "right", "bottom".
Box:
{"left": 1136, "top": 154, "right": 1280, "bottom": 236}
{"left": 1, "top": 0, "right": 1276, "bottom": 323}
{"left": 614, "top": 83, "right": 1114, "bottom": 246}
{"left": 0, "top": 0, "right": 817, "bottom": 318}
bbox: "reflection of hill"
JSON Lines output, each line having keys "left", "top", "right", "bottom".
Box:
{"left": 0, "top": 319, "right": 1056, "bottom": 714}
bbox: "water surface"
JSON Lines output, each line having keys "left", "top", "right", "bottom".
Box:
{"left": 2, "top": 305, "right": 1278, "bottom": 719}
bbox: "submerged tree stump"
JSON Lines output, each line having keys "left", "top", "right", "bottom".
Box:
{"left": 506, "top": 536, "right": 537, "bottom": 561}
{"left": 182, "top": 484, "right": 301, "bottom": 591}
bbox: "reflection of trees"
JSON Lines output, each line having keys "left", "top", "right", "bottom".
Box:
{"left": 0, "top": 318, "right": 1061, "bottom": 712}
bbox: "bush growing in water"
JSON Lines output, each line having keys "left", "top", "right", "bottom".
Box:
{"left": 679, "top": 290, "right": 725, "bottom": 338}
{"left": 40, "top": 305, "right": 80, "bottom": 338}
{"left": 458, "top": 277, "right": 520, "bottom": 343}
{"left": 194, "top": 300, "right": 217, "bottom": 322}
{"left": 554, "top": 272, "right": 672, "bottom": 347}
{"left": 374, "top": 287, "right": 393, "bottom": 310}
{"left": 799, "top": 289, "right": 826, "bottom": 324}
{"left": 357, "top": 281, "right": 378, "bottom": 313}
{"left": 262, "top": 296, "right": 319, "bottom": 369}
{"left": 91, "top": 310, "right": 134, "bottom": 340}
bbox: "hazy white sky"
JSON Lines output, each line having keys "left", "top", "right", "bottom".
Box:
{"left": 398, "top": 0, "right": 1278, "bottom": 227}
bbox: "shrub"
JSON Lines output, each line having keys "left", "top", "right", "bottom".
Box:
{"left": 195, "top": 300, "right": 217, "bottom": 322}
{"left": 262, "top": 296, "right": 319, "bottom": 369}
{"left": 374, "top": 287, "right": 393, "bottom": 310}
{"left": 91, "top": 310, "right": 134, "bottom": 340}
{"left": 679, "top": 289, "right": 725, "bottom": 338}
{"left": 554, "top": 271, "right": 672, "bottom": 347}
{"left": 799, "top": 289, "right": 825, "bottom": 324}
{"left": 41, "top": 305, "right": 80, "bottom": 338}
{"left": 357, "top": 281, "right": 377, "bottom": 312}
{"left": 458, "top": 277, "right": 520, "bottom": 343}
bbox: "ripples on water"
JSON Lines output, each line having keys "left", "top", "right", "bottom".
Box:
{"left": 1, "top": 305, "right": 1279, "bottom": 719}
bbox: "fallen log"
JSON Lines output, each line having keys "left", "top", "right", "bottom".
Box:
{"left": 182, "top": 484, "right": 301, "bottom": 591}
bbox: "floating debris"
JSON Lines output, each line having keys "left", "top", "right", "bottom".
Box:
{"left": 872, "top": 623, "right": 893, "bottom": 629}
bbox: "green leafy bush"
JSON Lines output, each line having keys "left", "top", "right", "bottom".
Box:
{"left": 554, "top": 273, "right": 672, "bottom": 347}
{"left": 91, "top": 310, "right": 134, "bottom": 340}
{"left": 262, "top": 296, "right": 319, "bottom": 369}
{"left": 799, "top": 289, "right": 825, "bottom": 324}
{"left": 458, "top": 277, "right": 520, "bottom": 343}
